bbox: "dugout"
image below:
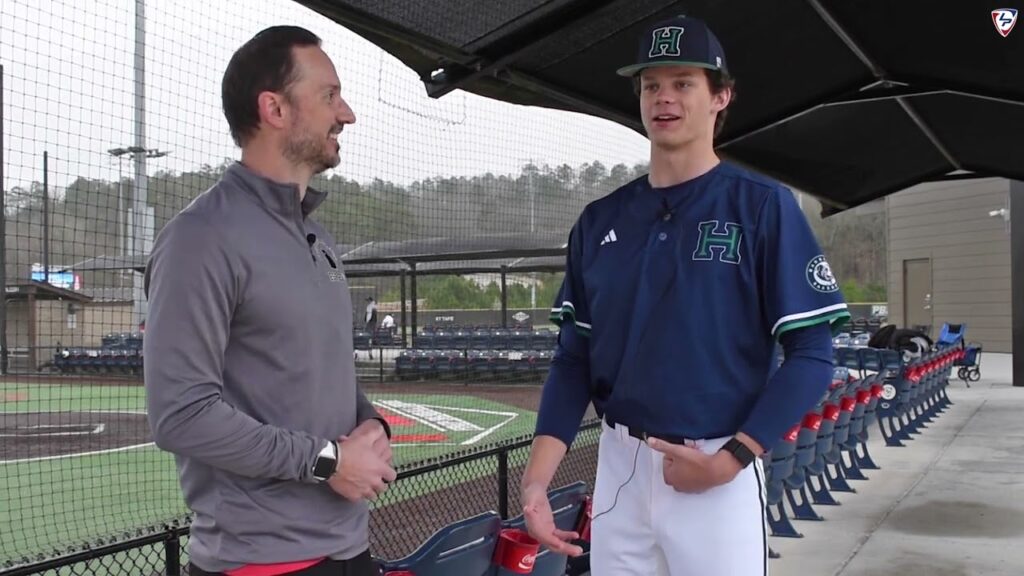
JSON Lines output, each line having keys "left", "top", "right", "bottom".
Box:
{"left": 1, "top": 281, "right": 93, "bottom": 372}
{"left": 60, "top": 233, "right": 569, "bottom": 350}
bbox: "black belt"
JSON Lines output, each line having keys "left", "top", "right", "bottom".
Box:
{"left": 604, "top": 415, "right": 696, "bottom": 445}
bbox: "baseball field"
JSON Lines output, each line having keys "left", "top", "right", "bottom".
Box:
{"left": 0, "top": 377, "right": 594, "bottom": 568}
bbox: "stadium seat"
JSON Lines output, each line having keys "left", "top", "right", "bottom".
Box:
{"left": 851, "top": 317, "right": 869, "bottom": 335}
{"left": 450, "top": 329, "right": 471, "bottom": 350}
{"left": 831, "top": 333, "right": 851, "bottom": 348}
{"left": 471, "top": 329, "right": 492, "bottom": 350}
{"left": 529, "top": 350, "right": 553, "bottom": 378}
{"left": 876, "top": 349, "right": 914, "bottom": 446}
{"left": 381, "top": 511, "right": 502, "bottom": 576}
{"left": 434, "top": 350, "right": 465, "bottom": 379}
{"left": 765, "top": 425, "right": 801, "bottom": 538}
{"left": 508, "top": 329, "right": 531, "bottom": 350}
{"left": 805, "top": 401, "right": 842, "bottom": 505}
{"left": 468, "top": 350, "right": 495, "bottom": 377}
{"left": 490, "top": 328, "right": 511, "bottom": 350}
{"left": 532, "top": 330, "right": 556, "bottom": 351}
{"left": 503, "top": 482, "right": 589, "bottom": 576}
{"left": 492, "top": 351, "right": 514, "bottom": 378}
{"left": 783, "top": 410, "right": 825, "bottom": 522}
{"left": 415, "top": 331, "right": 437, "bottom": 349}
{"left": 835, "top": 346, "right": 862, "bottom": 375}
{"left": 851, "top": 333, "right": 871, "bottom": 348}
{"left": 433, "top": 330, "right": 453, "bottom": 350}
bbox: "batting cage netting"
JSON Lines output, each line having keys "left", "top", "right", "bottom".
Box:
{"left": 0, "top": 0, "right": 652, "bottom": 572}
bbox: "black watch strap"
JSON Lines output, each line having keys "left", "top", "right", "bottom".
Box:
{"left": 720, "top": 437, "right": 756, "bottom": 469}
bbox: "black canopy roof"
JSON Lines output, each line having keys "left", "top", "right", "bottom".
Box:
{"left": 296, "top": 0, "right": 1024, "bottom": 215}
{"left": 71, "top": 233, "right": 568, "bottom": 276}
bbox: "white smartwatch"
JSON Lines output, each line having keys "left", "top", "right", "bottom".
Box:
{"left": 312, "top": 440, "right": 338, "bottom": 482}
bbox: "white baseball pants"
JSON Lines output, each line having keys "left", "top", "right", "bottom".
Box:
{"left": 589, "top": 420, "right": 769, "bottom": 576}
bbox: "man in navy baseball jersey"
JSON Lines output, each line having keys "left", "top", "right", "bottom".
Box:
{"left": 519, "top": 15, "right": 849, "bottom": 575}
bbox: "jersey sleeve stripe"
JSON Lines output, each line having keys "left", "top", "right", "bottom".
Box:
{"left": 772, "top": 303, "right": 850, "bottom": 337}
{"left": 549, "top": 301, "right": 592, "bottom": 336}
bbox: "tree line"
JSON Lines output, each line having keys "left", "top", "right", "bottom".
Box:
{"left": 3, "top": 158, "right": 886, "bottom": 304}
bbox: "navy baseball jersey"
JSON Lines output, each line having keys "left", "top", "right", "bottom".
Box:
{"left": 540, "top": 162, "right": 849, "bottom": 444}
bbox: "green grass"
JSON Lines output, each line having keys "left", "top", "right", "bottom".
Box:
{"left": 0, "top": 381, "right": 541, "bottom": 567}
{"left": 1, "top": 381, "right": 147, "bottom": 413}
{"left": 369, "top": 393, "right": 537, "bottom": 466}
{"left": 1, "top": 445, "right": 185, "bottom": 567}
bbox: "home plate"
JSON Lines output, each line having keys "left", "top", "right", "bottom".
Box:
{"left": 376, "top": 399, "right": 519, "bottom": 445}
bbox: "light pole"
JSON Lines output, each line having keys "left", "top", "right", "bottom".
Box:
{"left": 521, "top": 160, "right": 539, "bottom": 311}
{"left": 107, "top": 145, "right": 167, "bottom": 247}
{"left": 106, "top": 146, "right": 169, "bottom": 291}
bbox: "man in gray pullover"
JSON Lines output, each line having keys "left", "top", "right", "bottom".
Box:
{"left": 144, "top": 26, "right": 395, "bottom": 576}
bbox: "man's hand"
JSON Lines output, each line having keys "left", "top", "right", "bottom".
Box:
{"left": 327, "top": 425, "right": 396, "bottom": 501}
{"left": 346, "top": 418, "right": 392, "bottom": 466}
{"left": 646, "top": 438, "right": 742, "bottom": 494}
{"left": 521, "top": 483, "right": 584, "bottom": 557}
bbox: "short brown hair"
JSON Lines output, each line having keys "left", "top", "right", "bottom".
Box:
{"left": 222, "top": 26, "right": 321, "bottom": 147}
{"left": 632, "top": 69, "right": 736, "bottom": 138}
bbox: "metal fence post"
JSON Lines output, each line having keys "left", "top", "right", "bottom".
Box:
{"left": 498, "top": 448, "right": 509, "bottom": 519}
{"left": 165, "top": 531, "right": 181, "bottom": 576}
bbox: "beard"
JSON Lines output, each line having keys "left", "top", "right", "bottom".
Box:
{"left": 282, "top": 121, "right": 340, "bottom": 174}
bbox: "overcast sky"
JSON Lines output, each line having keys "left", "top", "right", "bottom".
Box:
{"left": 1, "top": 0, "right": 652, "bottom": 193}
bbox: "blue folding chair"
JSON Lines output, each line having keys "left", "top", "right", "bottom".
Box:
{"left": 381, "top": 511, "right": 502, "bottom": 576}
{"left": 937, "top": 322, "right": 966, "bottom": 348}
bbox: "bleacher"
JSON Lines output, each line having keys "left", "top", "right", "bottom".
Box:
{"left": 762, "top": 330, "right": 964, "bottom": 553}
{"left": 394, "top": 324, "right": 558, "bottom": 381}
{"left": 51, "top": 332, "right": 144, "bottom": 375}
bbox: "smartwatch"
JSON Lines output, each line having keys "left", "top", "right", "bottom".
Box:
{"left": 312, "top": 440, "right": 338, "bottom": 482}
{"left": 720, "top": 437, "right": 756, "bottom": 469}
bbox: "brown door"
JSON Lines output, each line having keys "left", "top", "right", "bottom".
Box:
{"left": 903, "top": 258, "right": 932, "bottom": 333}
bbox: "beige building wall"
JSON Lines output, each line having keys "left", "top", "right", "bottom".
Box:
{"left": 33, "top": 301, "right": 132, "bottom": 347}
{"left": 4, "top": 299, "right": 135, "bottom": 370}
{"left": 5, "top": 301, "right": 30, "bottom": 349}
{"left": 886, "top": 178, "right": 1011, "bottom": 352}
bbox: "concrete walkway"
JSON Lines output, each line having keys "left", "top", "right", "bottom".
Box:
{"left": 772, "top": 353, "right": 1024, "bottom": 576}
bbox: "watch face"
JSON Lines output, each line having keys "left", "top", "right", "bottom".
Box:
{"left": 313, "top": 455, "right": 336, "bottom": 480}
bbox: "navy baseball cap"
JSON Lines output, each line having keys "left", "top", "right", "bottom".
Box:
{"left": 616, "top": 15, "right": 727, "bottom": 77}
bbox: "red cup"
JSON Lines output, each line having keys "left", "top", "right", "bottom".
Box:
{"left": 493, "top": 528, "right": 540, "bottom": 574}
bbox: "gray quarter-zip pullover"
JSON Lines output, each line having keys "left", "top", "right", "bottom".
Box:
{"left": 143, "top": 161, "right": 384, "bottom": 571}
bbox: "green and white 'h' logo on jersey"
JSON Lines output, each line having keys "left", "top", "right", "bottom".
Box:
{"left": 649, "top": 26, "right": 685, "bottom": 58}
{"left": 693, "top": 220, "right": 743, "bottom": 264}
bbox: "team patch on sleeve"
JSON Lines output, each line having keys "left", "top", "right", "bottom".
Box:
{"left": 806, "top": 255, "right": 839, "bottom": 293}
{"left": 550, "top": 301, "right": 592, "bottom": 336}
{"left": 773, "top": 255, "right": 849, "bottom": 336}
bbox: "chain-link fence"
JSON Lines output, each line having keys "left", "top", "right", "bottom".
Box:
{"left": 2, "top": 421, "right": 600, "bottom": 575}
{"left": 1, "top": 0, "right": 649, "bottom": 569}
{"left": 369, "top": 420, "right": 601, "bottom": 562}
